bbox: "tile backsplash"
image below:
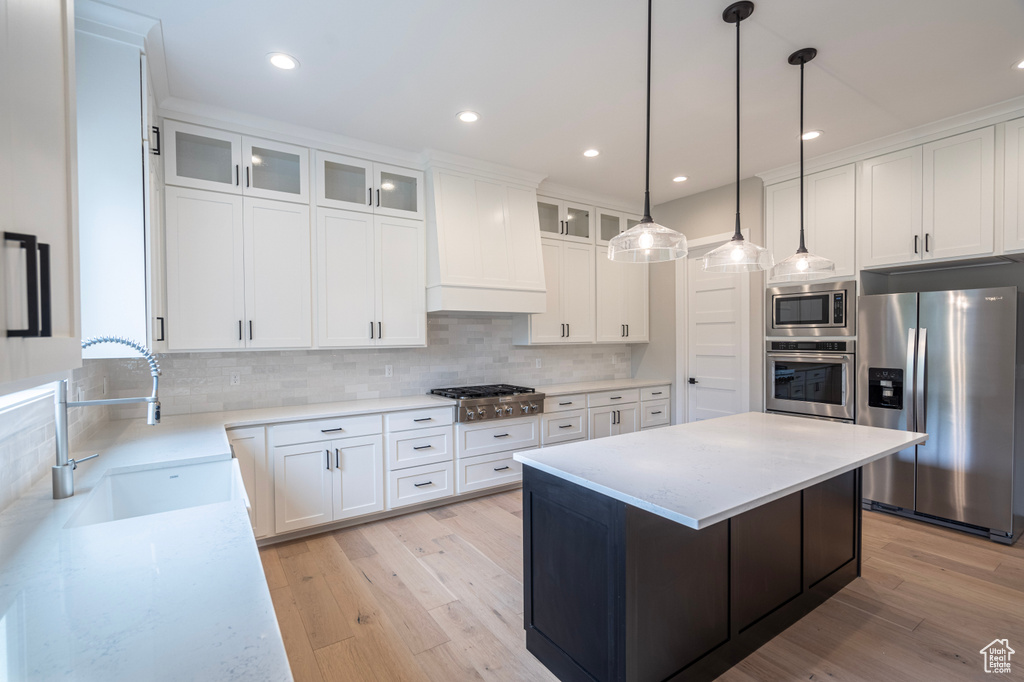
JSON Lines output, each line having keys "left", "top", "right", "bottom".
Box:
{"left": 103, "top": 314, "right": 632, "bottom": 419}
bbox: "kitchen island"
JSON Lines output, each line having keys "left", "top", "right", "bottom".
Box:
{"left": 513, "top": 412, "right": 927, "bottom": 682}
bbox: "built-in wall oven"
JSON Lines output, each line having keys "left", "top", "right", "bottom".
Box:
{"left": 766, "top": 280, "right": 856, "bottom": 337}
{"left": 766, "top": 340, "right": 855, "bottom": 422}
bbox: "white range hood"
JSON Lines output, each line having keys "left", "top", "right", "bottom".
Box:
{"left": 423, "top": 152, "right": 548, "bottom": 314}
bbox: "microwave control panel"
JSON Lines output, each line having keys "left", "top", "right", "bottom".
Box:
{"left": 833, "top": 293, "right": 845, "bottom": 324}
{"left": 867, "top": 367, "right": 903, "bottom": 410}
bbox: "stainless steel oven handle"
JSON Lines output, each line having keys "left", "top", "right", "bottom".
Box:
{"left": 765, "top": 353, "right": 854, "bottom": 364}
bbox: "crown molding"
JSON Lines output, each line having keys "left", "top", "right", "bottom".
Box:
{"left": 758, "top": 95, "right": 1024, "bottom": 186}
{"left": 537, "top": 181, "right": 637, "bottom": 213}
{"left": 421, "top": 149, "right": 547, "bottom": 188}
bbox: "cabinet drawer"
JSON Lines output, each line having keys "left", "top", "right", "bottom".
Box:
{"left": 386, "top": 425, "right": 453, "bottom": 470}
{"left": 640, "top": 385, "right": 670, "bottom": 402}
{"left": 385, "top": 406, "right": 454, "bottom": 432}
{"left": 457, "top": 451, "right": 524, "bottom": 494}
{"left": 543, "top": 394, "right": 586, "bottom": 413}
{"left": 641, "top": 399, "right": 670, "bottom": 429}
{"left": 588, "top": 388, "right": 640, "bottom": 408}
{"left": 541, "top": 409, "right": 587, "bottom": 445}
{"left": 271, "top": 414, "right": 382, "bottom": 447}
{"left": 458, "top": 417, "right": 539, "bottom": 458}
{"left": 387, "top": 461, "right": 454, "bottom": 509}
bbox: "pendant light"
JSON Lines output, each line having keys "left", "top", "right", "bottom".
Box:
{"left": 702, "top": 1, "right": 773, "bottom": 273}
{"left": 771, "top": 48, "right": 836, "bottom": 281}
{"left": 607, "top": 0, "right": 688, "bottom": 263}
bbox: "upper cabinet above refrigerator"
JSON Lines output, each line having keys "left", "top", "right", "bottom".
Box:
{"left": 164, "top": 120, "right": 309, "bottom": 204}
{"left": 315, "top": 151, "right": 424, "bottom": 220}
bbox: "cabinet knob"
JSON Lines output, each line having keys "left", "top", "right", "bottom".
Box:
{"left": 688, "top": 378, "right": 698, "bottom": 385}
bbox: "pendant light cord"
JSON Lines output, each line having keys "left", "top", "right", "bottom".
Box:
{"left": 642, "top": 0, "right": 653, "bottom": 222}
{"left": 732, "top": 14, "right": 742, "bottom": 241}
{"left": 797, "top": 59, "right": 808, "bottom": 254}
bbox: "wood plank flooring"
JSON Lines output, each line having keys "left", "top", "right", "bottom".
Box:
{"left": 260, "top": 491, "right": 1024, "bottom": 681}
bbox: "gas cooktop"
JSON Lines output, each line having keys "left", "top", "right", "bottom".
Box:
{"left": 430, "top": 385, "right": 544, "bottom": 422}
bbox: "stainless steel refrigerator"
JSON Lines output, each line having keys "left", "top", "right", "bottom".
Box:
{"left": 857, "top": 287, "right": 1024, "bottom": 544}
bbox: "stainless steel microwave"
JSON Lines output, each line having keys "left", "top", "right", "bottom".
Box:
{"left": 766, "top": 280, "right": 856, "bottom": 337}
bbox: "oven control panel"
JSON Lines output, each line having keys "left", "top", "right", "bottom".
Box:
{"left": 867, "top": 367, "right": 903, "bottom": 410}
{"left": 770, "top": 341, "right": 849, "bottom": 352}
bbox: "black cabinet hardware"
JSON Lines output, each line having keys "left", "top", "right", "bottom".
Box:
{"left": 651, "top": 391, "right": 662, "bottom": 395}
{"left": 610, "top": 396, "right": 622, "bottom": 400}
{"left": 413, "top": 444, "right": 433, "bottom": 450}
{"left": 325, "top": 449, "right": 330, "bottom": 470}
{"left": 321, "top": 427, "right": 345, "bottom": 433}
{"left": 370, "top": 321, "right": 374, "bottom": 339}
{"left": 249, "top": 320, "right": 253, "bottom": 340}
{"left": 625, "top": 324, "right": 629, "bottom": 337}
{"left": 335, "top": 448, "right": 340, "bottom": 469}
{"left": 235, "top": 165, "right": 239, "bottom": 186}
{"left": 494, "top": 465, "right": 510, "bottom": 472}
{"left": 245, "top": 166, "right": 250, "bottom": 188}
{"left": 151, "top": 126, "right": 161, "bottom": 155}
{"left": 37, "top": 243, "right": 51, "bottom": 337}
{"left": 368, "top": 188, "right": 373, "bottom": 206}
{"left": 239, "top": 320, "right": 243, "bottom": 341}
{"left": 689, "top": 377, "right": 698, "bottom": 384}
{"left": 651, "top": 411, "right": 662, "bottom": 415}
{"left": 914, "top": 235, "right": 919, "bottom": 253}
{"left": 376, "top": 189, "right": 380, "bottom": 207}
{"left": 493, "top": 433, "right": 510, "bottom": 438}
{"left": 925, "top": 233, "right": 930, "bottom": 252}
{"left": 621, "top": 324, "right": 625, "bottom": 337}
{"left": 414, "top": 481, "right": 432, "bottom": 487}
{"left": 559, "top": 401, "right": 572, "bottom": 406}
{"left": 4, "top": 232, "right": 52, "bottom": 338}
{"left": 156, "top": 317, "right": 166, "bottom": 342}
{"left": 558, "top": 424, "right": 573, "bottom": 429}
{"left": 413, "top": 417, "right": 433, "bottom": 422}
{"left": 378, "top": 321, "right": 382, "bottom": 339}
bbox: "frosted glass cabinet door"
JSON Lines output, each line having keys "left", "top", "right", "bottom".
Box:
{"left": 537, "top": 197, "right": 561, "bottom": 237}
{"left": 374, "top": 163, "right": 424, "bottom": 219}
{"left": 597, "top": 210, "right": 623, "bottom": 246}
{"left": 164, "top": 120, "right": 242, "bottom": 194}
{"left": 316, "top": 151, "right": 374, "bottom": 213}
{"left": 563, "top": 202, "right": 593, "bottom": 243}
{"left": 243, "top": 137, "right": 309, "bottom": 204}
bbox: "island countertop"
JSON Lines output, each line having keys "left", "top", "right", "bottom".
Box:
{"left": 514, "top": 412, "right": 927, "bottom": 530}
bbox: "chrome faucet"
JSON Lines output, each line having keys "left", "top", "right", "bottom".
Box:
{"left": 52, "top": 336, "right": 161, "bottom": 499}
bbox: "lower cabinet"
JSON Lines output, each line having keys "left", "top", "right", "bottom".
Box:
{"left": 640, "top": 399, "right": 670, "bottom": 429}
{"left": 589, "top": 404, "right": 639, "bottom": 439}
{"left": 388, "top": 461, "right": 455, "bottom": 508}
{"left": 541, "top": 408, "right": 588, "bottom": 445}
{"left": 228, "top": 427, "right": 268, "bottom": 537}
{"left": 457, "top": 450, "right": 524, "bottom": 494}
{"left": 273, "top": 434, "right": 383, "bottom": 534}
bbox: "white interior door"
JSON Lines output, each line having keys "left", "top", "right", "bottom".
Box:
{"left": 682, "top": 242, "right": 751, "bottom": 422}
{"left": 316, "top": 208, "right": 376, "bottom": 347}
{"left": 375, "top": 215, "right": 425, "bottom": 346}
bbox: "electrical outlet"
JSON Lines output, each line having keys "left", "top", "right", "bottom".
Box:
{"left": 536, "top": 359, "right": 542, "bottom": 369}
{"left": 385, "top": 365, "right": 393, "bottom": 378}
{"left": 230, "top": 372, "right": 241, "bottom": 386}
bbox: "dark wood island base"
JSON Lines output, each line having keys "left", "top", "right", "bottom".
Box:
{"left": 522, "top": 465, "right": 862, "bottom": 682}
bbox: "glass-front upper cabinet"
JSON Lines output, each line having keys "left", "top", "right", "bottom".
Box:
{"left": 537, "top": 196, "right": 593, "bottom": 243}
{"left": 164, "top": 120, "right": 242, "bottom": 195}
{"left": 315, "top": 152, "right": 424, "bottom": 219}
{"left": 243, "top": 137, "right": 309, "bottom": 204}
{"left": 597, "top": 209, "right": 641, "bottom": 246}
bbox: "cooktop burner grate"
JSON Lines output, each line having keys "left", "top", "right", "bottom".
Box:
{"left": 429, "top": 384, "right": 537, "bottom": 400}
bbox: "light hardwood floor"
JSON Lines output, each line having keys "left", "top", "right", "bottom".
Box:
{"left": 260, "top": 490, "right": 1024, "bottom": 681}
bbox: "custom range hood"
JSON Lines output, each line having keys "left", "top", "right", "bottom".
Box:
{"left": 423, "top": 151, "right": 549, "bottom": 314}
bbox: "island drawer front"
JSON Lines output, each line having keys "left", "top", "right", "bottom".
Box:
{"left": 640, "top": 400, "right": 670, "bottom": 429}
{"left": 456, "top": 451, "right": 524, "bottom": 494}
{"left": 271, "top": 414, "right": 382, "bottom": 446}
{"left": 386, "top": 425, "right": 454, "bottom": 471}
{"left": 541, "top": 409, "right": 587, "bottom": 445}
{"left": 385, "top": 407, "right": 454, "bottom": 433}
{"left": 588, "top": 389, "right": 640, "bottom": 408}
{"left": 387, "top": 461, "right": 454, "bottom": 509}
{"left": 458, "top": 418, "right": 539, "bottom": 458}
{"left": 544, "top": 394, "right": 587, "bottom": 413}
{"left": 641, "top": 385, "right": 670, "bottom": 401}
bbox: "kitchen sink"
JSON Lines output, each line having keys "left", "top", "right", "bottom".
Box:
{"left": 65, "top": 459, "right": 249, "bottom": 528}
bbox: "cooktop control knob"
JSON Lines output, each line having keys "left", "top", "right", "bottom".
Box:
{"left": 466, "top": 410, "right": 475, "bottom": 420}
{"left": 530, "top": 403, "right": 539, "bottom": 412}
{"left": 494, "top": 406, "right": 502, "bottom": 416}
{"left": 505, "top": 406, "right": 514, "bottom": 415}
{"left": 521, "top": 404, "right": 529, "bottom": 413}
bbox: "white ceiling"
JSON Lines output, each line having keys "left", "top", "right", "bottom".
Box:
{"left": 101, "top": 0, "right": 1024, "bottom": 206}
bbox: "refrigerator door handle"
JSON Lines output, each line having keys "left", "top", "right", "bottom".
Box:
{"left": 905, "top": 328, "right": 917, "bottom": 431}
{"left": 915, "top": 327, "right": 927, "bottom": 438}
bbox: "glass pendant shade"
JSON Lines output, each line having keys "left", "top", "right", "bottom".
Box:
{"left": 702, "top": 236, "right": 774, "bottom": 273}
{"left": 771, "top": 250, "right": 835, "bottom": 281}
{"left": 608, "top": 219, "right": 688, "bottom": 263}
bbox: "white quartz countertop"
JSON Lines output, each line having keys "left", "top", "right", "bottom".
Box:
{"left": 536, "top": 378, "right": 670, "bottom": 397}
{"left": 514, "top": 412, "right": 927, "bottom": 530}
{"left": 0, "top": 394, "right": 455, "bottom": 681}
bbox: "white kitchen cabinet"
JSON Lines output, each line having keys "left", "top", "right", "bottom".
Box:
{"left": 588, "top": 404, "right": 638, "bottom": 439}
{"left": 541, "top": 408, "right": 587, "bottom": 445}
{"left": 388, "top": 461, "right": 454, "bottom": 509}
{"left": 514, "top": 238, "right": 594, "bottom": 344}
{"left": 165, "top": 187, "right": 311, "bottom": 350}
{"left": 456, "top": 451, "right": 522, "bottom": 494}
{"left": 0, "top": 0, "right": 82, "bottom": 394}
{"left": 858, "top": 147, "right": 923, "bottom": 268}
{"left": 273, "top": 434, "right": 383, "bottom": 533}
{"left": 765, "top": 164, "right": 856, "bottom": 283}
{"left": 165, "top": 120, "right": 309, "bottom": 204}
{"left": 537, "top": 195, "right": 593, "bottom": 243}
{"left": 229, "top": 427, "right": 269, "bottom": 537}
{"left": 596, "top": 210, "right": 641, "bottom": 246}
{"left": 243, "top": 198, "right": 311, "bottom": 348}
{"left": 1004, "top": 117, "right": 1024, "bottom": 254}
{"left": 316, "top": 208, "right": 425, "bottom": 348}
{"left": 595, "top": 246, "right": 648, "bottom": 343}
{"left": 315, "top": 150, "right": 424, "bottom": 220}
{"left": 165, "top": 186, "right": 245, "bottom": 350}
{"left": 921, "top": 127, "right": 994, "bottom": 261}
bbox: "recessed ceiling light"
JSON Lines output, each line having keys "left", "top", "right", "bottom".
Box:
{"left": 801, "top": 130, "right": 823, "bottom": 141}
{"left": 673, "top": 176, "right": 688, "bottom": 183}
{"left": 268, "top": 53, "right": 298, "bottom": 70}
{"left": 1016, "top": 59, "right": 1024, "bottom": 70}
{"left": 583, "top": 149, "right": 600, "bottom": 158}
{"left": 457, "top": 111, "right": 479, "bottom": 123}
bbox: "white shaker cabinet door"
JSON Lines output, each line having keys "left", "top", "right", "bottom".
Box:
{"left": 1005, "top": 117, "right": 1024, "bottom": 254}
{"left": 242, "top": 136, "right": 309, "bottom": 204}
{"left": 562, "top": 242, "right": 595, "bottom": 343}
{"left": 530, "top": 239, "right": 565, "bottom": 343}
{"left": 316, "top": 151, "right": 374, "bottom": 213}
{"left": 274, "top": 442, "right": 334, "bottom": 534}
{"left": 163, "top": 120, "right": 242, "bottom": 195}
{"left": 316, "top": 208, "right": 376, "bottom": 347}
{"left": 858, "top": 147, "right": 923, "bottom": 268}
{"left": 624, "top": 260, "right": 649, "bottom": 343}
{"left": 332, "top": 435, "right": 385, "bottom": 521}
{"left": 375, "top": 215, "right": 426, "bottom": 346}
{"left": 922, "top": 127, "right": 994, "bottom": 261}
{"left": 595, "top": 246, "right": 626, "bottom": 343}
{"left": 165, "top": 187, "right": 245, "bottom": 350}
{"left": 806, "top": 164, "right": 856, "bottom": 279}
{"left": 373, "top": 163, "right": 425, "bottom": 220}
{"left": 229, "top": 427, "right": 267, "bottom": 536}
{"left": 615, "top": 405, "right": 639, "bottom": 435}
{"left": 589, "top": 406, "right": 614, "bottom": 439}
{"left": 243, "top": 198, "right": 311, "bottom": 349}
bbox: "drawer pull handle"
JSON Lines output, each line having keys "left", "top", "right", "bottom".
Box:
{"left": 558, "top": 424, "right": 573, "bottom": 429}
{"left": 559, "top": 401, "right": 573, "bottom": 406}
{"left": 413, "top": 417, "right": 433, "bottom": 422}
{"left": 651, "top": 411, "right": 662, "bottom": 415}
{"left": 414, "top": 481, "right": 433, "bottom": 488}
{"left": 651, "top": 391, "right": 662, "bottom": 395}
{"left": 493, "top": 433, "right": 510, "bottom": 438}
{"left": 610, "top": 396, "right": 623, "bottom": 400}
{"left": 321, "top": 427, "right": 345, "bottom": 433}
{"left": 493, "top": 466, "right": 510, "bottom": 472}
{"left": 413, "top": 445, "right": 433, "bottom": 450}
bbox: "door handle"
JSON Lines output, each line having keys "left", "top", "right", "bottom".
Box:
{"left": 414, "top": 481, "right": 433, "bottom": 487}
{"left": 413, "top": 417, "right": 433, "bottom": 422}
{"left": 493, "top": 433, "right": 510, "bottom": 438}
{"left": 651, "top": 411, "right": 662, "bottom": 415}
{"left": 688, "top": 378, "right": 698, "bottom": 384}
{"left": 37, "top": 242, "right": 51, "bottom": 337}
{"left": 924, "top": 233, "right": 930, "bottom": 253}
{"left": 249, "top": 320, "right": 253, "bottom": 341}
{"left": 378, "top": 321, "right": 382, "bottom": 339}
{"left": 558, "top": 424, "right": 573, "bottom": 429}
{"left": 239, "top": 320, "right": 243, "bottom": 341}
{"left": 4, "top": 232, "right": 42, "bottom": 338}
{"left": 413, "top": 444, "right": 433, "bottom": 450}
{"left": 916, "top": 327, "right": 927, "bottom": 438}
{"left": 335, "top": 448, "right": 340, "bottom": 469}
{"left": 320, "top": 427, "right": 345, "bottom": 433}
{"left": 625, "top": 324, "right": 629, "bottom": 337}
{"left": 914, "top": 235, "right": 919, "bottom": 254}
{"left": 493, "top": 466, "right": 510, "bottom": 472}
{"left": 377, "top": 189, "right": 380, "bottom": 207}
{"left": 235, "top": 165, "right": 239, "bottom": 186}
{"left": 566, "top": 323, "right": 570, "bottom": 337}
{"left": 156, "top": 316, "right": 166, "bottom": 342}
{"left": 368, "top": 187, "right": 373, "bottom": 206}
{"left": 325, "top": 449, "right": 331, "bottom": 470}
{"left": 151, "top": 125, "right": 161, "bottom": 155}
{"left": 245, "top": 166, "right": 250, "bottom": 188}
{"left": 370, "top": 321, "right": 374, "bottom": 339}
{"left": 905, "top": 328, "right": 916, "bottom": 431}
